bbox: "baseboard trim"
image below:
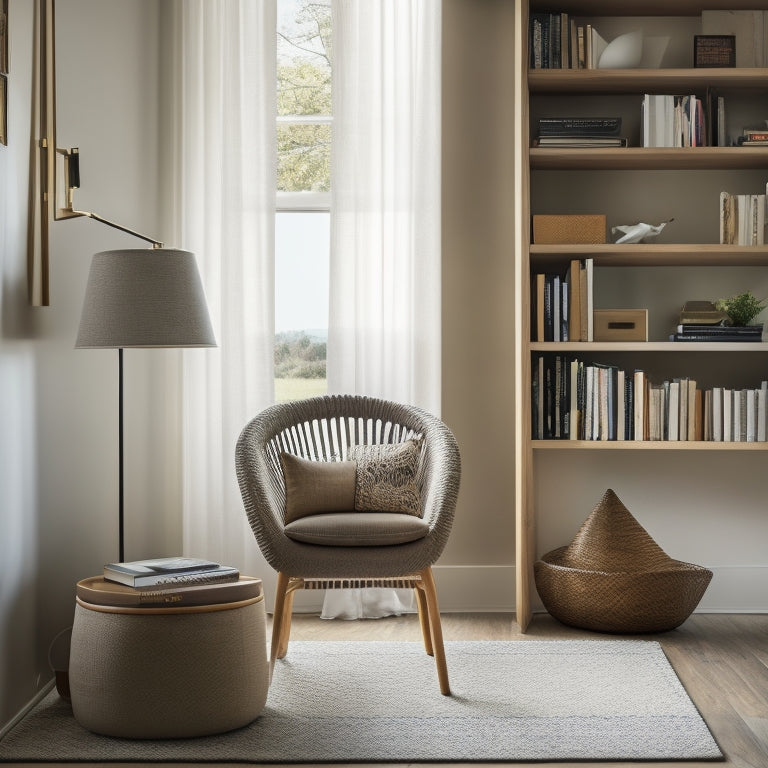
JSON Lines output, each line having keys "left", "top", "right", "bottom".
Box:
{"left": 282, "top": 563, "right": 768, "bottom": 614}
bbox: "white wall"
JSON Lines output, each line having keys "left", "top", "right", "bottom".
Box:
{"left": 0, "top": 0, "right": 179, "bottom": 728}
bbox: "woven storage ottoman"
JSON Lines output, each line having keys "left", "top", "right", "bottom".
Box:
{"left": 69, "top": 576, "right": 268, "bottom": 738}
{"left": 535, "top": 490, "right": 712, "bottom": 633}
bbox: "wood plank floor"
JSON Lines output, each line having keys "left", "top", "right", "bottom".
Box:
{"left": 17, "top": 612, "right": 768, "bottom": 768}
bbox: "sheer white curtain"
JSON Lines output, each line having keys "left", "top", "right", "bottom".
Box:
{"left": 324, "top": 0, "right": 442, "bottom": 619}
{"left": 167, "top": 1, "right": 277, "bottom": 588}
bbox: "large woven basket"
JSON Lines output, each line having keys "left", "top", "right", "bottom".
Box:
{"left": 534, "top": 489, "right": 713, "bottom": 633}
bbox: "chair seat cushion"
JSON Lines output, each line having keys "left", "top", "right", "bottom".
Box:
{"left": 284, "top": 512, "right": 429, "bottom": 547}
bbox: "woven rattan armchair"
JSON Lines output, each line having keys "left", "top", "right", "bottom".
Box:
{"left": 236, "top": 395, "right": 461, "bottom": 694}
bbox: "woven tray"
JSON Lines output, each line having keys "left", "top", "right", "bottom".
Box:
{"left": 534, "top": 489, "right": 713, "bottom": 633}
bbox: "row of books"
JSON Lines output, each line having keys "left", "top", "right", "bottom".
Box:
{"left": 641, "top": 92, "right": 727, "bottom": 148}
{"left": 532, "top": 354, "right": 768, "bottom": 443}
{"left": 529, "top": 13, "right": 607, "bottom": 70}
{"left": 720, "top": 189, "right": 767, "bottom": 246}
{"left": 532, "top": 259, "right": 594, "bottom": 342}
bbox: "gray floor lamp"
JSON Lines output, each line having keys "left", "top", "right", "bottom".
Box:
{"left": 75, "top": 248, "right": 216, "bottom": 563}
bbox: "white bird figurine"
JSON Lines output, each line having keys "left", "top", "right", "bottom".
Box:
{"left": 611, "top": 218, "right": 674, "bottom": 244}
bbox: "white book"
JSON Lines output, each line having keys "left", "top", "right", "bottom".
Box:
{"left": 733, "top": 389, "right": 742, "bottom": 441}
{"left": 569, "top": 359, "right": 580, "bottom": 441}
{"left": 704, "top": 389, "right": 712, "bottom": 441}
{"left": 687, "top": 379, "right": 698, "bottom": 441}
{"left": 712, "top": 387, "right": 723, "bottom": 442}
{"left": 668, "top": 381, "right": 680, "bottom": 441}
{"left": 759, "top": 381, "right": 768, "bottom": 441}
{"left": 678, "top": 378, "right": 688, "bottom": 440}
{"left": 723, "top": 389, "right": 733, "bottom": 441}
{"left": 746, "top": 388, "right": 757, "bottom": 442}
{"left": 585, "top": 258, "right": 594, "bottom": 342}
{"left": 633, "top": 370, "right": 646, "bottom": 440}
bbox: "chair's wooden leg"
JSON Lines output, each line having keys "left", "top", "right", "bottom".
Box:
{"left": 418, "top": 567, "right": 450, "bottom": 695}
{"left": 414, "top": 584, "right": 434, "bottom": 656}
{"left": 270, "top": 572, "right": 291, "bottom": 681}
{"left": 277, "top": 585, "right": 296, "bottom": 659}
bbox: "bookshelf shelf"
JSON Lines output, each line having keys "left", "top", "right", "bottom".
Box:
{"left": 530, "top": 244, "right": 768, "bottom": 268}
{"left": 530, "top": 341, "right": 768, "bottom": 352}
{"left": 514, "top": 0, "right": 768, "bottom": 632}
{"left": 530, "top": 0, "right": 766, "bottom": 14}
{"left": 532, "top": 439, "right": 768, "bottom": 450}
{"left": 529, "top": 68, "right": 768, "bottom": 93}
{"left": 530, "top": 147, "right": 768, "bottom": 171}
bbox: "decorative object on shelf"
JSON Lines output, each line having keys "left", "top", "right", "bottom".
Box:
{"left": 611, "top": 218, "right": 673, "bottom": 244}
{"left": 534, "top": 489, "right": 713, "bottom": 633}
{"left": 694, "top": 35, "right": 736, "bottom": 68}
{"left": 715, "top": 290, "right": 767, "bottom": 327}
{"left": 532, "top": 214, "right": 606, "bottom": 244}
{"left": 593, "top": 309, "right": 648, "bottom": 342}
{"left": 598, "top": 30, "right": 643, "bottom": 69}
{"left": 701, "top": 10, "right": 768, "bottom": 67}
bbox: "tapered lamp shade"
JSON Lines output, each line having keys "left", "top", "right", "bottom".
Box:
{"left": 76, "top": 249, "right": 216, "bottom": 349}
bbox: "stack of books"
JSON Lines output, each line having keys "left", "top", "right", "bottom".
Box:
{"left": 103, "top": 557, "right": 240, "bottom": 588}
{"left": 671, "top": 323, "right": 764, "bottom": 343}
{"left": 535, "top": 117, "right": 626, "bottom": 148}
{"left": 671, "top": 301, "right": 763, "bottom": 342}
{"left": 737, "top": 129, "right": 768, "bottom": 146}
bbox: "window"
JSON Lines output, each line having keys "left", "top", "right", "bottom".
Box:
{"left": 275, "top": 0, "right": 332, "bottom": 403}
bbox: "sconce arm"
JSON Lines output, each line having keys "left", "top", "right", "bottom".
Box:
{"left": 55, "top": 147, "right": 163, "bottom": 248}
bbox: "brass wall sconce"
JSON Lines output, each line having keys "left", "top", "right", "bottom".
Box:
{"left": 28, "top": 0, "right": 161, "bottom": 306}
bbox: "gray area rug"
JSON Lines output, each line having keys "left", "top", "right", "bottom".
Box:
{"left": 0, "top": 640, "right": 722, "bottom": 762}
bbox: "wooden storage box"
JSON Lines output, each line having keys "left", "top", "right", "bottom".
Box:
{"left": 532, "top": 214, "right": 606, "bottom": 244}
{"left": 593, "top": 309, "right": 648, "bottom": 342}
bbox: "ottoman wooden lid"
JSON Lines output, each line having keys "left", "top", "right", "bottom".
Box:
{"left": 77, "top": 575, "right": 262, "bottom": 609}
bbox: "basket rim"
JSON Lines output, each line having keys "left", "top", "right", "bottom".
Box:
{"left": 536, "top": 547, "right": 713, "bottom": 578}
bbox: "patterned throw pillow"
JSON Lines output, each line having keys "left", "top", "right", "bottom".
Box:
{"left": 348, "top": 439, "right": 423, "bottom": 516}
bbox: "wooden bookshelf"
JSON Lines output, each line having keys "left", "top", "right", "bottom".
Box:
{"left": 514, "top": 1, "right": 768, "bottom": 632}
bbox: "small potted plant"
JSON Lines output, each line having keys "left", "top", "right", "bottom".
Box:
{"left": 715, "top": 291, "right": 767, "bottom": 327}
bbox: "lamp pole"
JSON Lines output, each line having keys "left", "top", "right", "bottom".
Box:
{"left": 118, "top": 347, "right": 125, "bottom": 563}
